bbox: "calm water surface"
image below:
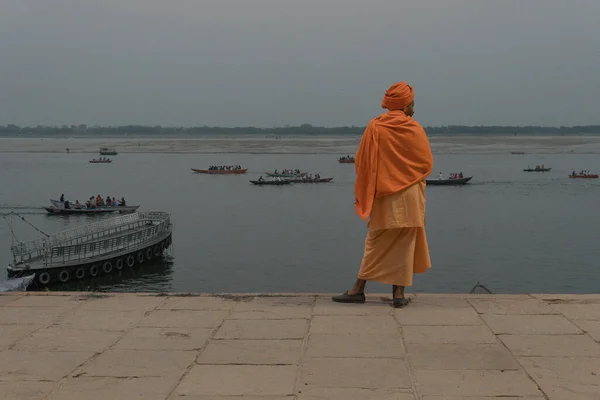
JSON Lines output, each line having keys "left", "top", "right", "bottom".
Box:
{"left": 1, "top": 151, "right": 599, "bottom": 293}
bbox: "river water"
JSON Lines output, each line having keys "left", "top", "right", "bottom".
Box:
{"left": 1, "top": 138, "right": 599, "bottom": 294}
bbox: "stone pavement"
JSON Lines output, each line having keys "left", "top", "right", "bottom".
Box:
{"left": 1, "top": 292, "right": 599, "bottom": 400}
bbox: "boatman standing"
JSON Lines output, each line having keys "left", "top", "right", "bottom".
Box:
{"left": 332, "top": 82, "right": 433, "bottom": 308}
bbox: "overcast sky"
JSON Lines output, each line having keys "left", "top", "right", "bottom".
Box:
{"left": 1, "top": 0, "right": 599, "bottom": 127}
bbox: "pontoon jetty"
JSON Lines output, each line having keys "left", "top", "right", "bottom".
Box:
{"left": 7, "top": 211, "right": 172, "bottom": 286}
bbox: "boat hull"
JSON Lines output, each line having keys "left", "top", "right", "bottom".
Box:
{"left": 426, "top": 176, "right": 473, "bottom": 185}
{"left": 89, "top": 160, "right": 112, "bottom": 163}
{"left": 286, "top": 177, "right": 333, "bottom": 183}
{"left": 191, "top": 168, "right": 248, "bottom": 174}
{"left": 569, "top": 174, "right": 598, "bottom": 179}
{"left": 44, "top": 205, "right": 139, "bottom": 214}
{"left": 249, "top": 180, "right": 292, "bottom": 185}
{"left": 7, "top": 235, "right": 172, "bottom": 286}
{"left": 338, "top": 160, "right": 355, "bottom": 163}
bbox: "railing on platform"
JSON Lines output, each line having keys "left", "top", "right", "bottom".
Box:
{"left": 11, "top": 212, "right": 171, "bottom": 267}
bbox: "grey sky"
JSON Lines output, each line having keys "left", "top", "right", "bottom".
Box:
{"left": 1, "top": 0, "right": 599, "bottom": 127}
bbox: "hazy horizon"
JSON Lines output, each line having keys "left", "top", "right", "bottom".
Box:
{"left": 1, "top": 0, "right": 599, "bottom": 128}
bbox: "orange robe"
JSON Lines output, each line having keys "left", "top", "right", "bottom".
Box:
{"left": 354, "top": 111, "right": 433, "bottom": 286}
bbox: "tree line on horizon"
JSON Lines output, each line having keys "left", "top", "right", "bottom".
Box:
{"left": 1, "top": 123, "right": 600, "bottom": 136}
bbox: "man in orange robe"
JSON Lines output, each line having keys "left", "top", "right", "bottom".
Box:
{"left": 332, "top": 82, "right": 433, "bottom": 308}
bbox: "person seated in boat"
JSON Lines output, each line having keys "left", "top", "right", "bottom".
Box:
{"left": 438, "top": 172, "right": 443, "bottom": 180}
{"left": 74, "top": 200, "right": 81, "bottom": 209}
{"left": 106, "top": 196, "right": 112, "bottom": 206}
{"left": 258, "top": 176, "right": 264, "bottom": 182}
{"left": 459, "top": 172, "right": 463, "bottom": 178}
{"left": 60, "top": 194, "right": 65, "bottom": 202}
{"left": 112, "top": 197, "right": 117, "bottom": 206}
{"left": 120, "top": 197, "right": 126, "bottom": 206}
{"left": 64, "top": 200, "right": 71, "bottom": 209}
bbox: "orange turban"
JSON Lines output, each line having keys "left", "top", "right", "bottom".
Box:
{"left": 381, "top": 82, "right": 414, "bottom": 111}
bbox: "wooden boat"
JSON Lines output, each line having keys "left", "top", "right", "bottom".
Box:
{"left": 89, "top": 159, "right": 112, "bottom": 163}
{"left": 266, "top": 172, "right": 306, "bottom": 178}
{"left": 338, "top": 158, "right": 355, "bottom": 164}
{"left": 7, "top": 211, "right": 172, "bottom": 286}
{"left": 426, "top": 176, "right": 473, "bottom": 185}
{"left": 99, "top": 147, "right": 118, "bottom": 155}
{"left": 523, "top": 168, "right": 551, "bottom": 172}
{"left": 569, "top": 174, "right": 598, "bottom": 179}
{"left": 44, "top": 205, "right": 139, "bottom": 214}
{"left": 249, "top": 180, "right": 292, "bottom": 186}
{"left": 511, "top": 151, "right": 526, "bottom": 155}
{"left": 191, "top": 168, "right": 248, "bottom": 174}
{"left": 286, "top": 177, "right": 333, "bottom": 183}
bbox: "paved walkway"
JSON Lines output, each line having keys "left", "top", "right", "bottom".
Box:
{"left": 0, "top": 292, "right": 599, "bottom": 399}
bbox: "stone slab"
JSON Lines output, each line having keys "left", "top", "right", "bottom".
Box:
{"left": 158, "top": 296, "right": 237, "bottom": 310}
{"left": 482, "top": 314, "right": 582, "bottom": 335}
{"left": 137, "top": 309, "right": 228, "bottom": 329}
{"left": 76, "top": 350, "right": 195, "bottom": 378}
{"left": 297, "top": 388, "right": 415, "bottom": 399}
{"left": 306, "top": 334, "right": 405, "bottom": 358}
{"left": 0, "top": 306, "right": 67, "bottom": 325}
{"left": 230, "top": 301, "right": 311, "bottom": 319}
{"left": 301, "top": 357, "right": 412, "bottom": 389}
{"left": 310, "top": 315, "right": 399, "bottom": 335}
{"left": 421, "top": 397, "right": 544, "bottom": 400}
{"left": 0, "top": 325, "right": 44, "bottom": 349}
{"left": 500, "top": 334, "right": 600, "bottom": 357}
{"left": 468, "top": 298, "right": 557, "bottom": 314}
{"left": 0, "top": 350, "right": 94, "bottom": 381}
{"left": 402, "top": 325, "right": 497, "bottom": 344}
{"left": 59, "top": 309, "right": 146, "bottom": 331}
{"left": 215, "top": 319, "right": 307, "bottom": 339}
{"left": 519, "top": 356, "right": 600, "bottom": 400}
{"left": 74, "top": 294, "right": 164, "bottom": 311}
{"left": 5, "top": 295, "right": 80, "bottom": 308}
{"left": 414, "top": 369, "right": 543, "bottom": 397}
{"left": 112, "top": 327, "right": 212, "bottom": 351}
{"left": 175, "top": 364, "right": 296, "bottom": 396}
{"left": 395, "top": 308, "right": 483, "bottom": 326}
{"left": 407, "top": 343, "right": 520, "bottom": 370}
{"left": 552, "top": 304, "right": 600, "bottom": 320}
{"left": 197, "top": 339, "right": 302, "bottom": 365}
{"left": 13, "top": 326, "right": 122, "bottom": 352}
{"left": 409, "top": 295, "right": 473, "bottom": 308}
{"left": 0, "top": 295, "right": 20, "bottom": 306}
{"left": 0, "top": 381, "right": 58, "bottom": 400}
{"left": 574, "top": 320, "right": 600, "bottom": 341}
{"left": 44, "top": 376, "right": 177, "bottom": 400}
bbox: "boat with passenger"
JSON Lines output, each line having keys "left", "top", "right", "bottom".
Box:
{"left": 99, "top": 147, "right": 118, "bottom": 156}
{"left": 287, "top": 174, "right": 333, "bottom": 183}
{"left": 192, "top": 165, "right": 247, "bottom": 174}
{"left": 47, "top": 196, "right": 138, "bottom": 215}
{"left": 338, "top": 155, "right": 355, "bottom": 163}
{"left": 523, "top": 165, "right": 551, "bottom": 172}
{"left": 265, "top": 169, "right": 306, "bottom": 178}
{"left": 89, "top": 158, "right": 112, "bottom": 163}
{"left": 7, "top": 211, "right": 172, "bottom": 286}
{"left": 426, "top": 172, "right": 472, "bottom": 186}
{"left": 250, "top": 177, "right": 292, "bottom": 185}
{"left": 569, "top": 170, "right": 598, "bottom": 179}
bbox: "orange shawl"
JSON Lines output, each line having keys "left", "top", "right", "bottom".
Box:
{"left": 354, "top": 111, "right": 433, "bottom": 220}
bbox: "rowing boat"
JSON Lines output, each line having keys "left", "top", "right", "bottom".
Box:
{"left": 249, "top": 180, "right": 292, "bottom": 186}
{"left": 523, "top": 168, "right": 551, "bottom": 172}
{"left": 266, "top": 172, "right": 306, "bottom": 178}
{"left": 426, "top": 176, "right": 473, "bottom": 185}
{"left": 44, "top": 205, "right": 139, "bottom": 214}
{"left": 569, "top": 174, "right": 598, "bottom": 179}
{"left": 286, "top": 177, "right": 333, "bottom": 183}
{"left": 191, "top": 168, "right": 248, "bottom": 174}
